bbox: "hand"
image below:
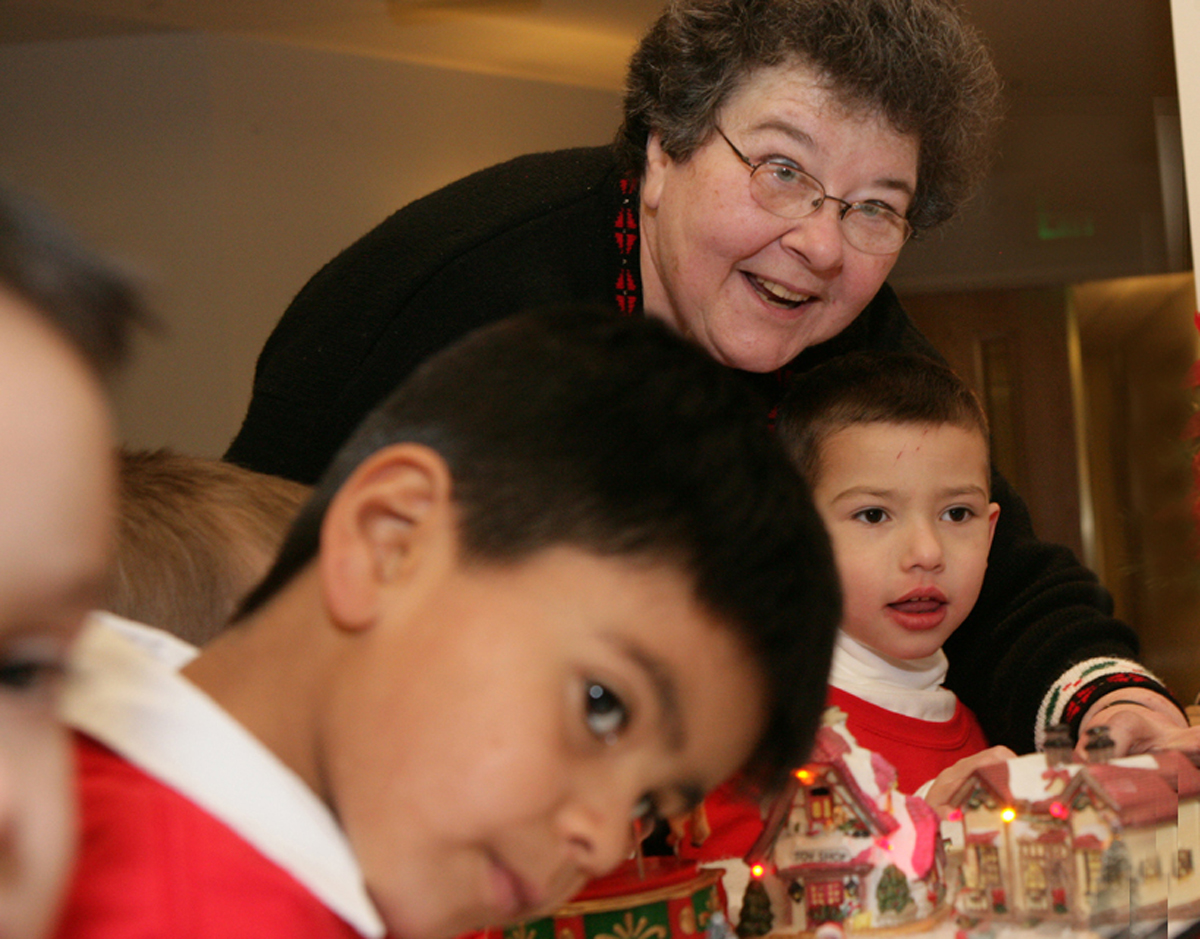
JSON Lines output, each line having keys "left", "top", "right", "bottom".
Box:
{"left": 1075, "top": 687, "right": 1200, "bottom": 764}
{"left": 923, "top": 746, "right": 1017, "bottom": 815}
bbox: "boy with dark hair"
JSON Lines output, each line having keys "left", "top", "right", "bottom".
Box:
{"left": 676, "top": 351, "right": 1012, "bottom": 892}
{"left": 776, "top": 350, "right": 1000, "bottom": 792}
{"left": 0, "top": 184, "right": 140, "bottom": 939}
{"left": 55, "top": 306, "right": 841, "bottom": 939}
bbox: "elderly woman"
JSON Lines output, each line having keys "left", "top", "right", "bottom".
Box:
{"left": 226, "top": 0, "right": 1196, "bottom": 761}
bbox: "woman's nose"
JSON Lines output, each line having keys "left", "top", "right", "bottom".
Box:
{"left": 778, "top": 200, "right": 846, "bottom": 274}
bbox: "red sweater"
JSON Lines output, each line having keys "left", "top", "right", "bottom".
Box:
{"left": 55, "top": 734, "right": 368, "bottom": 939}
{"left": 825, "top": 685, "right": 988, "bottom": 795}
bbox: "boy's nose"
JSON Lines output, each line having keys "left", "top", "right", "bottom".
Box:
{"left": 558, "top": 788, "right": 639, "bottom": 879}
{"left": 778, "top": 201, "right": 845, "bottom": 274}
{"left": 902, "top": 520, "right": 944, "bottom": 571}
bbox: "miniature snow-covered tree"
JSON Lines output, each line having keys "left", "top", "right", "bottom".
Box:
{"left": 875, "top": 864, "right": 912, "bottom": 915}
{"left": 737, "top": 879, "right": 773, "bottom": 938}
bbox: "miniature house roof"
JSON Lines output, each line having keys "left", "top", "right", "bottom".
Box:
{"left": 949, "top": 750, "right": 1200, "bottom": 828}
{"left": 747, "top": 723, "right": 901, "bottom": 865}
{"left": 746, "top": 721, "right": 941, "bottom": 883}
{"left": 1065, "top": 765, "right": 1178, "bottom": 829}
{"left": 1141, "top": 749, "right": 1200, "bottom": 799}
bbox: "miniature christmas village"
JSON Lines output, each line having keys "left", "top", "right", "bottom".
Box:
{"left": 492, "top": 709, "right": 1200, "bottom": 939}
{"left": 735, "top": 710, "right": 1200, "bottom": 937}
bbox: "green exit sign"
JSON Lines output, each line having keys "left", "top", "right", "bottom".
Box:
{"left": 1037, "top": 200, "right": 1095, "bottom": 240}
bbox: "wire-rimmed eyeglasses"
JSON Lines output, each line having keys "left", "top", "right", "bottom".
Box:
{"left": 716, "top": 127, "right": 913, "bottom": 256}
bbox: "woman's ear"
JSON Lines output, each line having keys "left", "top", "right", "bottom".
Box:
{"left": 318, "top": 444, "right": 455, "bottom": 632}
{"left": 641, "top": 132, "right": 670, "bottom": 212}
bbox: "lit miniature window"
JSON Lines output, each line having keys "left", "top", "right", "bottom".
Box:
{"left": 807, "top": 787, "right": 833, "bottom": 834}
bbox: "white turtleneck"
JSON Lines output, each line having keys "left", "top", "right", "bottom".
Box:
{"left": 827, "top": 631, "right": 959, "bottom": 723}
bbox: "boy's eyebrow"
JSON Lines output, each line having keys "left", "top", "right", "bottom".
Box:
{"left": 828, "top": 485, "right": 896, "bottom": 502}
{"left": 607, "top": 634, "right": 685, "bottom": 751}
{"left": 938, "top": 484, "right": 990, "bottom": 499}
{"left": 829, "top": 483, "right": 991, "bottom": 502}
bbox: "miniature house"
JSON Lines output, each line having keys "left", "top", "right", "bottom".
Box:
{"left": 945, "top": 748, "right": 1200, "bottom": 929}
{"left": 742, "top": 714, "right": 946, "bottom": 935}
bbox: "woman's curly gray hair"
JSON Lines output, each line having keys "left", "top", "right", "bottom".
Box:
{"left": 617, "top": 0, "right": 1003, "bottom": 232}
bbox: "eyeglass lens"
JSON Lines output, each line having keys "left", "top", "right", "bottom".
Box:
{"left": 748, "top": 164, "right": 909, "bottom": 255}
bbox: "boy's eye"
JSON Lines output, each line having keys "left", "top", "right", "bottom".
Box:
{"left": 585, "top": 682, "right": 629, "bottom": 740}
{"left": 852, "top": 507, "right": 888, "bottom": 524}
{"left": 942, "top": 506, "right": 974, "bottom": 522}
{"left": 0, "top": 654, "right": 67, "bottom": 700}
{"left": 631, "top": 793, "right": 660, "bottom": 829}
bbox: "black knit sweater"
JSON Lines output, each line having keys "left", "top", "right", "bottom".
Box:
{"left": 226, "top": 146, "right": 1144, "bottom": 754}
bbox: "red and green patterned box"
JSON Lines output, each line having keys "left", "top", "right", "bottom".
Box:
{"left": 496, "top": 859, "right": 726, "bottom": 939}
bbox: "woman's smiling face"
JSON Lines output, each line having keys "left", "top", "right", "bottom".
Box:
{"left": 638, "top": 62, "right": 919, "bottom": 373}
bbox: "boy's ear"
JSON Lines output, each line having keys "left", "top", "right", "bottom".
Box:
{"left": 986, "top": 502, "right": 1001, "bottom": 550}
{"left": 318, "top": 444, "right": 455, "bottom": 631}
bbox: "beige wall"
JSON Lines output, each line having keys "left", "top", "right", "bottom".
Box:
{"left": 0, "top": 33, "right": 623, "bottom": 456}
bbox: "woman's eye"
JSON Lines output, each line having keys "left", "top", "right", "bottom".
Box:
{"left": 942, "top": 506, "right": 974, "bottom": 522}
{"left": 585, "top": 682, "right": 629, "bottom": 740}
{"left": 853, "top": 507, "right": 888, "bottom": 524}
{"left": 767, "top": 162, "right": 800, "bottom": 184}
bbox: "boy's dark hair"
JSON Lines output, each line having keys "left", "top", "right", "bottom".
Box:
{"left": 239, "top": 306, "right": 841, "bottom": 789}
{"left": 0, "top": 184, "right": 146, "bottom": 378}
{"left": 777, "top": 350, "right": 990, "bottom": 488}
{"left": 618, "top": 0, "right": 1003, "bottom": 232}
{"left": 107, "top": 448, "right": 311, "bottom": 646}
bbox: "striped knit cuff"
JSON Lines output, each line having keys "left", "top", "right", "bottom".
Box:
{"left": 1035, "top": 657, "right": 1181, "bottom": 751}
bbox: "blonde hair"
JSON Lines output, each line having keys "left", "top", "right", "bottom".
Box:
{"left": 105, "top": 448, "right": 310, "bottom": 645}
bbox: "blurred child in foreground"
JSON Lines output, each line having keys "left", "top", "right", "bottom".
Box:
{"left": 0, "top": 186, "right": 140, "bottom": 939}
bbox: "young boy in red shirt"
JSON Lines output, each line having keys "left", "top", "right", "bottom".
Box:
{"left": 778, "top": 350, "right": 1002, "bottom": 793}
{"left": 54, "top": 307, "right": 842, "bottom": 939}
{"left": 677, "top": 351, "right": 1014, "bottom": 901}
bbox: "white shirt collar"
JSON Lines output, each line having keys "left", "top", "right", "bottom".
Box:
{"left": 62, "top": 612, "right": 386, "bottom": 938}
{"left": 827, "top": 630, "right": 958, "bottom": 722}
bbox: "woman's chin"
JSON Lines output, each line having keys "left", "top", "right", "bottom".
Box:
{"left": 704, "top": 338, "right": 799, "bottom": 374}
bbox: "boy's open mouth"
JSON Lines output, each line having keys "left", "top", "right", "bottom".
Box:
{"left": 888, "top": 597, "right": 945, "bottom": 615}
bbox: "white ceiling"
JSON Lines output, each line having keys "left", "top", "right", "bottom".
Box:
{"left": 0, "top": 0, "right": 1178, "bottom": 97}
